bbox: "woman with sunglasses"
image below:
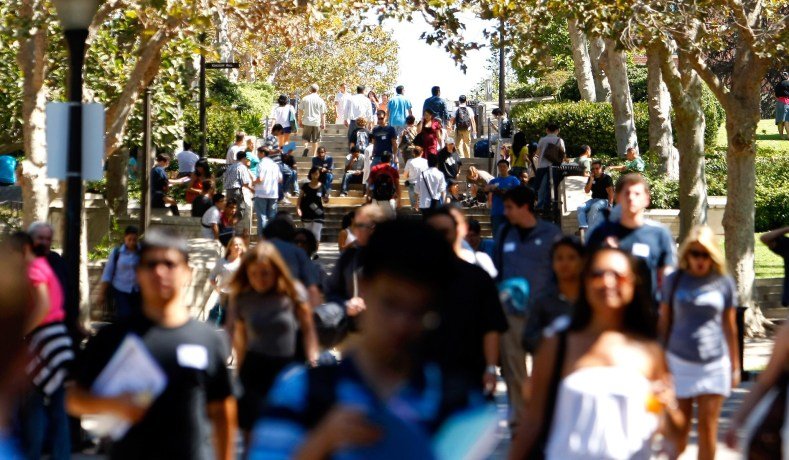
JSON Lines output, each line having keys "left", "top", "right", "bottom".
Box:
{"left": 658, "top": 225, "right": 739, "bottom": 460}
{"left": 510, "top": 247, "right": 684, "bottom": 460}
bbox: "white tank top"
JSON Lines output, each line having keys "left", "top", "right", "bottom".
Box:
{"left": 545, "top": 366, "right": 659, "bottom": 460}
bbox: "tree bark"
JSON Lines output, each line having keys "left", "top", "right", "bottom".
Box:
{"left": 567, "top": 19, "right": 596, "bottom": 102}
{"left": 588, "top": 35, "right": 611, "bottom": 102}
{"left": 18, "top": 0, "right": 49, "bottom": 228}
{"left": 646, "top": 44, "right": 678, "bottom": 180}
{"left": 604, "top": 39, "right": 638, "bottom": 157}
{"left": 105, "top": 149, "right": 129, "bottom": 217}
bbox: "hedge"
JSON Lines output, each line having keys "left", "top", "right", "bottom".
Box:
{"left": 183, "top": 106, "right": 241, "bottom": 160}
{"left": 510, "top": 101, "right": 650, "bottom": 156}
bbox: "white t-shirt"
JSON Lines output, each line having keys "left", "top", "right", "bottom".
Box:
{"left": 270, "top": 105, "right": 296, "bottom": 128}
{"left": 335, "top": 91, "right": 347, "bottom": 109}
{"left": 254, "top": 157, "right": 282, "bottom": 199}
{"left": 226, "top": 144, "right": 244, "bottom": 164}
{"left": 404, "top": 157, "right": 428, "bottom": 184}
{"left": 176, "top": 150, "right": 199, "bottom": 173}
{"left": 416, "top": 168, "right": 446, "bottom": 209}
{"left": 362, "top": 144, "right": 374, "bottom": 184}
{"left": 299, "top": 93, "right": 327, "bottom": 127}
{"left": 344, "top": 94, "right": 374, "bottom": 123}
{"left": 201, "top": 206, "right": 221, "bottom": 239}
{"left": 209, "top": 256, "right": 241, "bottom": 294}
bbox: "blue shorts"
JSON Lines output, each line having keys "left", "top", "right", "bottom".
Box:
{"left": 777, "top": 99, "right": 789, "bottom": 124}
{"left": 282, "top": 126, "right": 293, "bottom": 134}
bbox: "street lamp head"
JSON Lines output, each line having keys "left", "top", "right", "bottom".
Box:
{"left": 52, "top": 0, "right": 101, "bottom": 30}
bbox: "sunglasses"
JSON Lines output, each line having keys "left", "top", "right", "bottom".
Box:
{"left": 589, "top": 269, "right": 632, "bottom": 282}
{"left": 687, "top": 249, "right": 711, "bottom": 260}
{"left": 140, "top": 259, "right": 182, "bottom": 271}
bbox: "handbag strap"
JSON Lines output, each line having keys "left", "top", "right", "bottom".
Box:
{"left": 421, "top": 171, "right": 436, "bottom": 200}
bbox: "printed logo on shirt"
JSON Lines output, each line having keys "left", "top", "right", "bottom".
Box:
{"left": 503, "top": 242, "right": 516, "bottom": 253}
{"left": 632, "top": 243, "right": 651, "bottom": 258}
{"left": 177, "top": 344, "right": 209, "bottom": 370}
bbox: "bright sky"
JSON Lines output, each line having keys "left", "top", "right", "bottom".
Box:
{"left": 384, "top": 14, "right": 493, "bottom": 105}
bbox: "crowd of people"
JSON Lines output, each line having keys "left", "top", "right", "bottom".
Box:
{"left": 2, "top": 81, "right": 789, "bottom": 460}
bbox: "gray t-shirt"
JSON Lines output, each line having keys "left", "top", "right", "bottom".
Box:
{"left": 663, "top": 271, "right": 737, "bottom": 363}
{"left": 236, "top": 292, "right": 298, "bottom": 358}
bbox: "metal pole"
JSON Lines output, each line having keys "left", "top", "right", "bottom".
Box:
{"left": 736, "top": 306, "right": 748, "bottom": 382}
{"left": 487, "top": 118, "right": 493, "bottom": 175}
{"left": 498, "top": 17, "right": 506, "bottom": 113}
{"left": 63, "top": 28, "right": 88, "bottom": 332}
{"left": 140, "top": 88, "right": 152, "bottom": 233}
{"left": 199, "top": 34, "right": 207, "bottom": 158}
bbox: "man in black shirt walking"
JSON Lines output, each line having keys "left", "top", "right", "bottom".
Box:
{"left": 67, "top": 229, "right": 236, "bottom": 460}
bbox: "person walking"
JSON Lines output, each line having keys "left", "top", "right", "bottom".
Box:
{"left": 577, "top": 160, "right": 614, "bottom": 238}
{"left": 223, "top": 150, "right": 255, "bottom": 241}
{"left": 403, "top": 146, "right": 428, "bottom": 209}
{"left": 201, "top": 193, "right": 228, "bottom": 241}
{"left": 297, "top": 166, "right": 326, "bottom": 242}
{"left": 422, "top": 85, "right": 449, "bottom": 126}
{"left": 659, "top": 226, "right": 740, "bottom": 460}
{"left": 226, "top": 242, "right": 319, "bottom": 447}
{"left": 760, "top": 225, "right": 789, "bottom": 306}
{"left": 494, "top": 186, "right": 562, "bottom": 428}
{"left": 339, "top": 146, "right": 364, "bottom": 197}
{"left": 334, "top": 83, "right": 348, "bottom": 124}
{"left": 311, "top": 146, "right": 334, "bottom": 201}
{"left": 348, "top": 117, "right": 371, "bottom": 153}
{"left": 398, "top": 115, "right": 418, "bottom": 167}
{"left": 185, "top": 159, "right": 211, "bottom": 205}
{"left": 438, "top": 138, "right": 462, "bottom": 183}
{"left": 774, "top": 71, "right": 789, "bottom": 140}
{"left": 534, "top": 123, "right": 565, "bottom": 211}
{"left": 298, "top": 84, "right": 327, "bottom": 158}
{"left": 418, "top": 108, "right": 443, "bottom": 157}
{"left": 270, "top": 95, "right": 297, "bottom": 147}
{"left": 97, "top": 225, "right": 141, "bottom": 322}
{"left": 176, "top": 141, "right": 199, "bottom": 178}
{"left": 226, "top": 132, "right": 246, "bottom": 165}
{"left": 367, "top": 151, "right": 401, "bottom": 217}
{"left": 387, "top": 85, "right": 413, "bottom": 138}
{"left": 521, "top": 236, "right": 585, "bottom": 354}
{"left": 510, "top": 247, "right": 685, "bottom": 459}
{"left": 487, "top": 160, "right": 520, "bottom": 236}
{"left": 67, "top": 229, "right": 237, "bottom": 460}
{"left": 416, "top": 154, "right": 446, "bottom": 214}
{"left": 449, "top": 95, "right": 477, "bottom": 158}
{"left": 343, "top": 85, "right": 374, "bottom": 142}
{"left": 253, "top": 145, "right": 282, "bottom": 237}
{"left": 190, "top": 179, "right": 215, "bottom": 218}
{"left": 151, "top": 153, "right": 180, "bottom": 216}
{"left": 367, "top": 90, "right": 380, "bottom": 117}
{"left": 207, "top": 236, "right": 246, "bottom": 327}
{"left": 370, "top": 109, "right": 398, "bottom": 167}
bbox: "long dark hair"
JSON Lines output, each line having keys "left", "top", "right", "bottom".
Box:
{"left": 512, "top": 131, "right": 527, "bottom": 162}
{"left": 570, "top": 247, "right": 657, "bottom": 339}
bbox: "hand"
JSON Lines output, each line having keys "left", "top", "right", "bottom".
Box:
{"left": 111, "top": 393, "right": 149, "bottom": 423}
{"left": 314, "top": 407, "right": 380, "bottom": 452}
{"left": 320, "top": 123, "right": 326, "bottom": 130}
{"left": 482, "top": 371, "right": 497, "bottom": 396}
{"left": 732, "top": 368, "right": 742, "bottom": 388}
{"left": 296, "top": 208, "right": 303, "bottom": 217}
{"left": 346, "top": 297, "right": 366, "bottom": 316}
{"left": 344, "top": 120, "right": 349, "bottom": 127}
{"left": 724, "top": 425, "right": 739, "bottom": 449}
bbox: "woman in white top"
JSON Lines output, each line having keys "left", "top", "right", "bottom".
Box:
{"left": 658, "top": 226, "right": 739, "bottom": 460}
{"left": 270, "top": 94, "right": 296, "bottom": 147}
{"left": 208, "top": 236, "right": 247, "bottom": 326}
{"left": 510, "top": 247, "right": 685, "bottom": 460}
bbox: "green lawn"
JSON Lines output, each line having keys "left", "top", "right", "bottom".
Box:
{"left": 719, "top": 234, "right": 785, "bottom": 279}
{"left": 715, "top": 119, "right": 789, "bottom": 152}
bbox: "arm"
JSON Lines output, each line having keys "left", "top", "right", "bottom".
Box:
{"left": 390, "top": 133, "right": 397, "bottom": 154}
{"left": 66, "top": 385, "right": 147, "bottom": 423}
{"left": 657, "top": 302, "right": 671, "bottom": 345}
{"left": 296, "top": 190, "right": 304, "bottom": 217}
{"left": 27, "top": 283, "right": 51, "bottom": 333}
{"left": 723, "top": 307, "right": 741, "bottom": 388}
{"left": 211, "top": 223, "right": 220, "bottom": 240}
{"left": 584, "top": 175, "right": 593, "bottom": 194}
{"left": 295, "top": 301, "right": 320, "bottom": 365}
{"left": 606, "top": 186, "right": 614, "bottom": 206}
{"left": 482, "top": 332, "right": 500, "bottom": 395}
{"left": 760, "top": 226, "right": 789, "bottom": 247}
{"left": 207, "top": 397, "right": 237, "bottom": 460}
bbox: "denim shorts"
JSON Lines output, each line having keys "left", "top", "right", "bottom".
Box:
{"left": 777, "top": 99, "right": 789, "bottom": 124}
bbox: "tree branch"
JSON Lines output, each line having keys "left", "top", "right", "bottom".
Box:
{"left": 672, "top": 33, "right": 732, "bottom": 109}
{"left": 727, "top": 0, "right": 757, "bottom": 46}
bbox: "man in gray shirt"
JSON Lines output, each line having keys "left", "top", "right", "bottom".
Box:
{"left": 535, "top": 123, "right": 565, "bottom": 211}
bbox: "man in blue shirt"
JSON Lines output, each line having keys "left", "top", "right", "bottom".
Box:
{"left": 386, "top": 85, "right": 413, "bottom": 138}
{"left": 0, "top": 154, "right": 17, "bottom": 185}
{"left": 311, "top": 146, "right": 334, "bottom": 199}
{"left": 487, "top": 160, "right": 520, "bottom": 236}
{"left": 422, "top": 86, "right": 450, "bottom": 126}
{"left": 151, "top": 154, "right": 180, "bottom": 216}
{"left": 371, "top": 110, "right": 398, "bottom": 167}
{"left": 249, "top": 219, "right": 479, "bottom": 459}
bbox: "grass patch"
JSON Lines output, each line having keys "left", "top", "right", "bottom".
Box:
{"left": 716, "top": 119, "right": 789, "bottom": 153}
{"left": 719, "top": 234, "right": 785, "bottom": 279}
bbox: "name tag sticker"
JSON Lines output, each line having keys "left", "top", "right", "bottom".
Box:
{"left": 632, "top": 243, "right": 651, "bottom": 258}
{"left": 503, "top": 242, "right": 516, "bottom": 253}
{"left": 177, "top": 344, "right": 208, "bottom": 370}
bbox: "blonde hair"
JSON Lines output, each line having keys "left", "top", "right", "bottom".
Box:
{"left": 224, "top": 236, "right": 247, "bottom": 259}
{"left": 467, "top": 165, "right": 479, "bottom": 180}
{"left": 230, "top": 242, "right": 301, "bottom": 302}
{"left": 355, "top": 203, "right": 388, "bottom": 223}
{"left": 355, "top": 117, "right": 368, "bottom": 128}
{"left": 677, "top": 225, "right": 727, "bottom": 275}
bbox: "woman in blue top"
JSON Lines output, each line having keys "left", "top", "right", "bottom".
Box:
{"left": 658, "top": 225, "right": 739, "bottom": 460}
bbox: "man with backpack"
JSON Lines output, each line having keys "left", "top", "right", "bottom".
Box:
{"left": 535, "top": 123, "right": 566, "bottom": 211}
{"left": 450, "top": 95, "right": 477, "bottom": 158}
{"left": 367, "top": 151, "right": 401, "bottom": 216}
{"left": 96, "top": 226, "right": 141, "bottom": 322}
{"left": 416, "top": 154, "right": 447, "bottom": 215}
{"left": 249, "top": 219, "right": 478, "bottom": 458}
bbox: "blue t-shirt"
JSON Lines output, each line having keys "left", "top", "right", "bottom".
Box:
{"left": 587, "top": 220, "right": 677, "bottom": 302}
{"left": 0, "top": 155, "right": 17, "bottom": 184}
{"left": 488, "top": 176, "right": 520, "bottom": 216}
{"left": 371, "top": 125, "right": 398, "bottom": 158}
{"left": 387, "top": 95, "right": 412, "bottom": 127}
{"left": 151, "top": 165, "right": 168, "bottom": 195}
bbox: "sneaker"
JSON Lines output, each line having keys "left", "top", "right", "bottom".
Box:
{"left": 280, "top": 197, "right": 292, "bottom": 205}
{"left": 302, "top": 148, "right": 309, "bottom": 157}
{"left": 340, "top": 192, "right": 348, "bottom": 197}
{"left": 322, "top": 195, "right": 330, "bottom": 204}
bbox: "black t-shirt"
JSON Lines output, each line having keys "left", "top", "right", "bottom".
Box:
{"left": 775, "top": 79, "right": 789, "bottom": 98}
{"left": 74, "top": 317, "right": 232, "bottom": 460}
{"left": 425, "top": 259, "right": 508, "bottom": 390}
{"left": 191, "top": 195, "right": 212, "bottom": 218}
{"left": 299, "top": 182, "right": 325, "bottom": 221}
{"left": 590, "top": 173, "right": 613, "bottom": 200}
{"left": 438, "top": 149, "right": 462, "bottom": 180}
{"left": 371, "top": 125, "right": 397, "bottom": 157}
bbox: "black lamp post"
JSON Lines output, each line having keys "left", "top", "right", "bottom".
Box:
{"left": 52, "top": 0, "right": 101, "bottom": 325}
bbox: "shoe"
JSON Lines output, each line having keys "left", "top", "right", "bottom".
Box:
{"left": 323, "top": 196, "right": 330, "bottom": 204}
{"left": 280, "top": 197, "right": 292, "bottom": 205}
{"left": 302, "top": 148, "right": 309, "bottom": 157}
{"left": 340, "top": 192, "right": 348, "bottom": 197}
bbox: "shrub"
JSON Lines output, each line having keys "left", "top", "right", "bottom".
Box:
{"left": 506, "top": 82, "right": 556, "bottom": 99}
{"left": 510, "top": 101, "right": 650, "bottom": 157}
{"left": 183, "top": 106, "right": 241, "bottom": 160}
{"left": 555, "top": 65, "right": 648, "bottom": 103}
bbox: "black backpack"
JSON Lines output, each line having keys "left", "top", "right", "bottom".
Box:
{"left": 455, "top": 107, "right": 472, "bottom": 130}
{"left": 372, "top": 172, "right": 396, "bottom": 201}
{"left": 500, "top": 119, "right": 513, "bottom": 139}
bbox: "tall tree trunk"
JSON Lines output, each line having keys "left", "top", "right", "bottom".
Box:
{"left": 105, "top": 149, "right": 129, "bottom": 216}
{"left": 568, "top": 19, "right": 596, "bottom": 102}
{"left": 646, "top": 43, "right": 678, "bottom": 180}
{"left": 604, "top": 39, "right": 638, "bottom": 157}
{"left": 18, "top": 0, "right": 49, "bottom": 228}
{"left": 588, "top": 36, "right": 611, "bottom": 102}
{"left": 215, "top": 9, "right": 237, "bottom": 82}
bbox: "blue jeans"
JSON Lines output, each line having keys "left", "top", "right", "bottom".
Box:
{"left": 370, "top": 156, "right": 383, "bottom": 168}
{"left": 19, "top": 387, "right": 70, "bottom": 460}
{"left": 254, "top": 197, "right": 278, "bottom": 236}
{"left": 321, "top": 172, "right": 334, "bottom": 196}
{"left": 278, "top": 165, "right": 295, "bottom": 200}
{"left": 341, "top": 172, "right": 363, "bottom": 193}
{"left": 577, "top": 198, "right": 609, "bottom": 228}
{"left": 536, "top": 167, "right": 562, "bottom": 210}
{"left": 111, "top": 287, "right": 141, "bottom": 322}
{"left": 407, "top": 182, "right": 417, "bottom": 208}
